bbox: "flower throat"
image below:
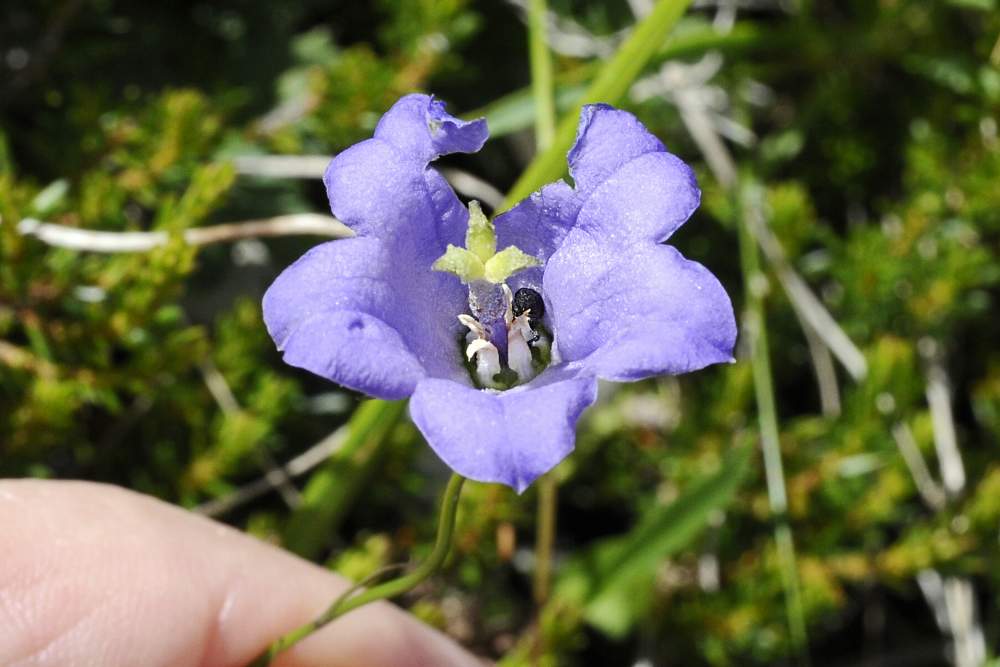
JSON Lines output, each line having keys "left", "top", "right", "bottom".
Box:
{"left": 433, "top": 201, "right": 550, "bottom": 389}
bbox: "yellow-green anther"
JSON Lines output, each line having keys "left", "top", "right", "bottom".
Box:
{"left": 464, "top": 200, "right": 496, "bottom": 262}
{"left": 432, "top": 245, "right": 485, "bottom": 283}
{"left": 484, "top": 246, "right": 541, "bottom": 284}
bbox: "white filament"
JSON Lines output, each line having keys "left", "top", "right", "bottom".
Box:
{"left": 507, "top": 314, "right": 535, "bottom": 383}
{"left": 466, "top": 338, "right": 501, "bottom": 387}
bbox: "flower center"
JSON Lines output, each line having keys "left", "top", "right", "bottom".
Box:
{"left": 433, "top": 201, "right": 550, "bottom": 389}
{"left": 459, "top": 283, "right": 550, "bottom": 389}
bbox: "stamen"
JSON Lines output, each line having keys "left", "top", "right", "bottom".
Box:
{"left": 445, "top": 211, "right": 551, "bottom": 389}
{"left": 459, "top": 314, "right": 501, "bottom": 388}
{"left": 502, "top": 284, "right": 535, "bottom": 382}
{"left": 466, "top": 338, "right": 501, "bottom": 388}
{"left": 512, "top": 288, "right": 545, "bottom": 328}
{"left": 507, "top": 313, "right": 535, "bottom": 382}
{"left": 458, "top": 314, "right": 485, "bottom": 340}
{"left": 502, "top": 284, "right": 515, "bottom": 326}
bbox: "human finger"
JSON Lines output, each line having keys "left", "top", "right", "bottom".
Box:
{"left": 0, "top": 479, "right": 485, "bottom": 667}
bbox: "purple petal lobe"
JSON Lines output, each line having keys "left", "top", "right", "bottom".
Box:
{"left": 263, "top": 237, "right": 469, "bottom": 398}
{"left": 280, "top": 310, "right": 425, "bottom": 400}
{"left": 424, "top": 167, "right": 470, "bottom": 252}
{"left": 374, "top": 94, "right": 488, "bottom": 164}
{"left": 567, "top": 105, "right": 700, "bottom": 244}
{"left": 574, "top": 150, "right": 700, "bottom": 244}
{"left": 544, "top": 240, "right": 736, "bottom": 380}
{"left": 272, "top": 95, "right": 485, "bottom": 398}
{"left": 323, "top": 140, "right": 463, "bottom": 252}
{"left": 568, "top": 104, "right": 666, "bottom": 195}
{"left": 323, "top": 94, "right": 485, "bottom": 249}
{"left": 409, "top": 365, "right": 598, "bottom": 493}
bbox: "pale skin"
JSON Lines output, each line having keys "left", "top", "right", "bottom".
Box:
{"left": 0, "top": 479, "right": 486, "bottom": 667}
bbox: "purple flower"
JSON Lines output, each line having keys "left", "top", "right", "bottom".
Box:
{"left": 263, "top": 94, "right": 736, "bottom": 492}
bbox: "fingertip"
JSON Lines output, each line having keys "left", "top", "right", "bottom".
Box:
{"left": 0, "top": 480, "right": 486, "bottom": 667}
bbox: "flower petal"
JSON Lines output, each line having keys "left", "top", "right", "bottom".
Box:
{"left": 263, "top": 236, "right": 469, "bottom": 399}
{"left": 493, "top": 180, "right": 580, "bottom": 295}
{"left": 323, "top": 94, "right": 487, "bottom": 251}
{"left": 279, "top": 310, "right": 425, "bottom": 400}
{"left": 568, "top": 104, "right": 699, "bottom": 243}
{"left": 544, "top": 240, "right": 736, "bottom": 380}
{"left": 568, "top": 104, "right": 665, "bottom": 193}
{"left": 274, "top": 96, "right": 488, "bottom": 397}
{"left": 374, "top": 94, "right": 489, "bottom": 165}
{"left": 495, "top": 180, "right": 580, "bottom": 264}
{"left": 409, "top": 365, "right": 598, "bottom": 493}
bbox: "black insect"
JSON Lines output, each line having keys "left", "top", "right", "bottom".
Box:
{"left": 512, "top": 288, "right": 545, "bottom": 328}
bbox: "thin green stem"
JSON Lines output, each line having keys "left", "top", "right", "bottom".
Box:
{"left": 528, "top": 0, "right": 556, "bottom": 150}
{"left": 325, "top": 562, "right": 409, "bottom": 614}
{"left": 533, "top": 473, "right": 557, "bottom": 605}
{"left": 737, "top": 181, "right": 810, "bottom": 663}
{"left": 251, "top": 473, "right": 466, "bottom": 666}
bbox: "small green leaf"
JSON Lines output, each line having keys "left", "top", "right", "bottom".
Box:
{"left": 483, "top": 246, "right": 540, "bottom": 283}
{"left": 29, "top": 179, "right": 69, "bottom": 217}
{"left": 432, "top": 244, "right": 485, "bottom": 282}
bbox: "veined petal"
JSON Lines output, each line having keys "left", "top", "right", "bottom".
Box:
{"left": 409, "top": 365, "right": 598, "bottom": 493}
{"left": 323, "top": 94, "right": 487, "bottom": 253}
{"left": 544, "top": 241, "right": 736, "bottom": 380}
{"left": 573, "top": 151, "right": 700, "bottom": 245}
{"left": 276, "top": 96, "right": 488, "bottom": 398}
{"left": 262, "top": 237, "right": 469, "bottom": 398}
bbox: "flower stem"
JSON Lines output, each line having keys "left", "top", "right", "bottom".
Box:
{"left": 533, "top": 472, "right": 557, "bottom": 605}
{"left": 737, "top": 181, "right": 810, "bottom": 662}
{"left": 528, "top": 0, "right": 556, "bottom": 150}
{"left": 250, "top": 473, "right": 466, "bottom": 666}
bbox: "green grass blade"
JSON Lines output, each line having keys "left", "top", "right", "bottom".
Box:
{"left": 528, "top": 0, "right": 556, "bottom": 150}
{"left": 473, "top": 84, "right": 587, "bottom": 139}
{"left": 501, "top": 0, "right": 695, "bottom": 210}
{"left": 468, "top": 22, "right": 769, "bottom": 140}
{"left": 284, "top": 399, "right": 406, "bottom": 558}
{"left": 737, "top": 179, "right": 810, "bottom": 658}
{"left": 556, "top": 443, "right": 751, "bottom": 636}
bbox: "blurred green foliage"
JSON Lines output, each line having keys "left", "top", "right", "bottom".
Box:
{"left": 2, "top": 1, "right": 999, "bottom": 665}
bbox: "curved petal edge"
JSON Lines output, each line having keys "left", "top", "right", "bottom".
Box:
{"left": 409, "top": 366, "right": 598, "bottom": 493}
{"left": 545, "top": 242, "right": 737, "bottom": 380}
